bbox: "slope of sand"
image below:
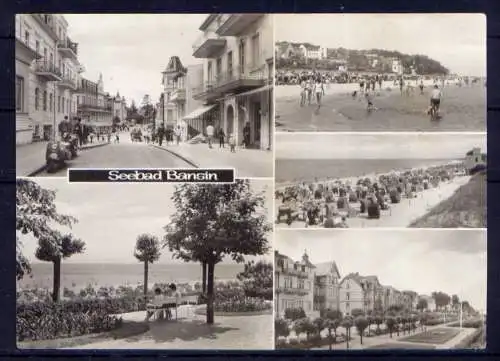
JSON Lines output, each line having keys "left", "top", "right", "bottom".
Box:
{"left": 410, "top": 172, "right": 486, "bottom": 228}
{"left": 276, "top": 176, "right": 471, "bottom": 228}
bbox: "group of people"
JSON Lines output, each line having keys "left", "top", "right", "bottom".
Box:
{"left": 205, "top": 121, "right": 252, "bottom": 153}
{"left": 57, "top": 116, "right": 119, "bottom": 147}
{"left": 275, "top": 164, "right": 465, "bottom": 228}
{"left": 145, "top": 283, "right": 182, "bottom": 322}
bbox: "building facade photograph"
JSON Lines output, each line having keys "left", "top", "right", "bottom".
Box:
{"left": 191, "top": 14, "right": 273, "bottom": 151}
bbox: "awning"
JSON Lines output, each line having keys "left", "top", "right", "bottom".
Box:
{"left": 235, "top": 84, "right": 272, "bottom": 98}
{"left": 183, "top": 104, "right": 217, "bottom": 120}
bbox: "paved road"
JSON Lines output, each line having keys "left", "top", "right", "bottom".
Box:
{"left": 276, "top": 84, "right": 486, "bottom": 132}
{"left": 38, "top": 140, "right": 193, "bottom": 177}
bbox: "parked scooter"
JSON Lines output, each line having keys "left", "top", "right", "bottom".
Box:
{"left": 45, "top": 132, "right": 78, "bottom": 173}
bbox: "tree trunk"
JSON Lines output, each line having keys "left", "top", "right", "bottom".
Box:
{"left": 206, "top": 262, "right": 215, "bottom": 324}
{"left": 360, "top": 331, "right": 363, "bottom": 345}
{"left": 346, "top": 328, "right": 349, "bottom": 349}
{"left": 144, "top": 261, "right": 149, "bottom": 296}
{"left": 328, "top": 330, "right": 332, "bottom": 350}
{"left": 202, "top": 262, "right": 207, "bottom": 294}
{"left": 52, "top": 258, "right": 61, "bottom": 303}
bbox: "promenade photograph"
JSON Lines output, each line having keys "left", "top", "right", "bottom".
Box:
{"left": 274, "top": 13, "right": 486, "bottom": 132}
{"left": 275, "top": 133, "right": 486, "bottom": 228}
{"left": 274, "top": 229, "right": 486, "bottom": 350}
{"left": 16, "top": 178, "right": 273, "bottom": 349}
{"left": 15, "top": 14, "right": 274, "bottom": 178}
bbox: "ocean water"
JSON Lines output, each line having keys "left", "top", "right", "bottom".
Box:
{"left": 18, "top": 263, "right": 245, "bottom": 290}
{"left": 275, "top": 158, "right": 454, "bottom": 184}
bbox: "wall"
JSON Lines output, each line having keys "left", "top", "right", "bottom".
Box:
{"left": 339, "top": 278, "right": 364, "bottom": 316}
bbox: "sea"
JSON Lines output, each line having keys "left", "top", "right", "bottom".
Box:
{"left": 17, "top": 263, "right": 246, "bottom": 290}
{"left": 275, "top": 158, "right": 455, "bottom": 184}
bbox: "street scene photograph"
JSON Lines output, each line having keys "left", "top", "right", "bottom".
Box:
{"left": 275, "top": 133, "right": 486, "bottom": 228}
{"left": 274, "top": 13, "right": 486, "bottom": 132}
{"left": 16, "top": 178, "right": 273, "bottom": 349}
{"left": 15, "top": 14, "right": 274, "bottom": 177}
{"left": 274, "top": 229, "right": 486, "bottom": 350}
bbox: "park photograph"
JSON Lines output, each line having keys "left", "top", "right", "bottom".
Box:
{"left": 274, "top": 229, "right": 486, "bottom": 350}
{"left": 16, "top": 178, "right": 274, "bottom": 349}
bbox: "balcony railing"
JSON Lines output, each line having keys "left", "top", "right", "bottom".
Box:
{"left": 78, "top": 103, "right": 112, "bottom": 112}
{"left": 170, "top": 88, "right": 186, "bottom": 102}
{"left": 193, "top": 65, "right": 266, "bottom": 100}
{"left": 15, "top": 36, "right": 41, "bottom": 60}
{"left": 58, "top": 76, "right": 77, "bottom": 90}
{"left": 57, "top": 38, "right": 78, "bottom": 59}
{"left": 34, "top": 60, "right": 62, "bottom": 81}
{"left": 192, "top": 31, "right": 226, "bottom": 58}
{"left": 277, "top": 268, "right": 309, "bottom": 279}
{"left": 276, "top": 287, "right": 310, "bottom": 296}
{"left": 215, "top": 14, "right": 264, "bottom": 36}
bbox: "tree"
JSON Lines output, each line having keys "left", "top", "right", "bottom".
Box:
{"left": 134, "top": 234, "right": 161, "bottom": 296}
{"left": 35, "top": 232, "right": 85, "bottom": 302}
{"left": 341, "top": 316, "right": 354, "bottom": 349}
{"left": 325, "top": 318, "right": 340, "bottom": 350}
{"left": 285, "top": 308, "right": 306, "bottom": 321}
{"left": 16, "top": 179, "right": 77, "bottom": 279}
{"left": 313, "top": 317, "right": 325, "bottom": 336}
{"left": 417, "top": 298, "right": 428, "bottom": 312}
{"left": 275, "top": 318, "right": 290, "bottom": 344}
{"left": 385, "top": 316, "right": 396, "bottom": 338}
{"left": 294, "top": 318, "right": 315, "bottom": 344}
{"left": 451, "top": 294, "right": 460, "bottom": 310}
{"left": 351, "top": 308, "right": 365, "bottom": 318}
{"left": 163, "top": 180, "right": 271, "bottom": 324}
{"left": 237, "top": 260, "right": 273, "bottom": 300}
{"left": 354, "top": 316, "right": 369, "bottom": 345}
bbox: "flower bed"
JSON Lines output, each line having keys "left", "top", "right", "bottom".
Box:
{"left": 276, "top": 334, "right": 352, "bottom": 349}
{"left": 16, "top": 297, "right": 145, "bottom": 341}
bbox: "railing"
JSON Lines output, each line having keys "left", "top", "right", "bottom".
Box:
{"left": 59, "top": 75, "right": 77, "bottom": 88}
{"left": 192, "top": 31, "right": 225, "bottom": 52}
{"left": 193, "top": 65, "right": 266, "bottom": 95}
{"left": 57, "top": 38, "right": 78, "bottom": 55}
{"left": 78, "top": 102, "right": 112, "bottom": 111}
{"left": 276, "top": 287, "right": 310, "bottom": 296}
{"left": 34, "top": 60, "right": 62, "bottom": 77}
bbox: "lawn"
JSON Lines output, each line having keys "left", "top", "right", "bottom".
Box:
{"left": 368, "top": 342, "right": 436, "bottom": 349}
{"left": 399, "top": 328, "right": 461, "bottom": 345}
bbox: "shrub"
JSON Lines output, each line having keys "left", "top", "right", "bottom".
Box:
{"left": 284, "top": 308, "right": 306, "bottom": 321}
{"left": 213, "top": 297, "right": 271, "bottom": 313}
{"left": 448, "top": 319, "right": 483, "bottom": 328}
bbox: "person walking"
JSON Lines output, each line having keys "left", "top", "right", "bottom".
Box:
{"left": 243, "top": 122, "right": 251, "bottom": 149}
{"left": 157, "top": 123, "right": 165, "bottom": 147}
{"left": 218, "top": 127, "right": 225, "bottom": 148}
{"left": 206, "top": 122, "right": 214, "bottom": 149}
{"left": 174, "top": 125, "right": 181, "bottom": 145}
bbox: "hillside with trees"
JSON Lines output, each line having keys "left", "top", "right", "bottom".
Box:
{"left": 276, "top": 44, "right": 449, "bottom": 75}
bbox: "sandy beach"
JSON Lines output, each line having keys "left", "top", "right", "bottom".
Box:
{"left": 275, "top": 173, "right": 471, "bottom": 228}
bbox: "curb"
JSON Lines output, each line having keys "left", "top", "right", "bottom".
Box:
{"left": 149, "top": 144, "right": 199, "bottom": 168}
{"left": 26, "top": 142, "right": 111, "bottom": 177}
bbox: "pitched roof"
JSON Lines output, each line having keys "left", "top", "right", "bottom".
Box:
{"left": 315, "top": 261, "right": 341, "bottom": 278}
{"left": 164, "top": 56, "right": 187, "bottom": 74}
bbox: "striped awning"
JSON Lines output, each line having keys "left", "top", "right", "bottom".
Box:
{"left": 183, "top": 104, "right": 217, "bottom": 120}
{"left": 235, "top": 84, "right": 272, "bottom": 98}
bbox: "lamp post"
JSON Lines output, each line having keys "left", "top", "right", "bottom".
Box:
{"left": 459, "top": 302, "right": 463, "bottom": 329}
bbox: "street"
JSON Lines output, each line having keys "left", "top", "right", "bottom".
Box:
{"left": 37, "top": 134, "right": 194, "bottom": 177}
{"left": 275, "top": 84, "right": 486, "bottom": 132}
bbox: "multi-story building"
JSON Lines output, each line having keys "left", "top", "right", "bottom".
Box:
{"left": 275, "top": 250, "right": 317, "bottom": 319}
{"left": 15, "top": 14, "right": 83, "bottom": 144}
{"left": 112, "top": 92, "right": 128, "bottom": 124}
{"left": 418, "top": 295, "right": 437, "bottom": 312}
{"left": 465, "top": 147, "right": 487, "bottom": 173}
{"left": 313, "top": 262, "right": 341, "bottom": 312}
{"left": 192, "top": 14, "right": 273, "bottom": 151}
{"left": 161, "top": 56, "right": 205, "bottom": 141}
{"left": 339, "top": 273, "right": 383, "bottom": 315}
{"left": 299, "top": 44, "right": 326, "bottom": 59}
{"left": 75, "top": 74, "right": 112, "bottom": 133}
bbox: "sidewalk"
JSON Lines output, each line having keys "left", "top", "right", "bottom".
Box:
{"left": 16, "top": 140, "right": 110, "bottom": 177}
{"left": 151, "top": 142, "right": 273, "bottom": 178}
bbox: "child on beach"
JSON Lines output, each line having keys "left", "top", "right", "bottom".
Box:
{"left": 229, "top": 133, "right": 236, "bottom": 153}
{"left": 365, "top": 90, "right": 376, "bottom": 111}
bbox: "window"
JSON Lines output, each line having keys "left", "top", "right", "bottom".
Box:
{"left": 24, "top": 31, "right": 29, "bottom": 46}
{"left": 346, "top": 292, "right": 350, "bottom": 301}
{"left": 15, "top": 76, "right": 24, "bottom": 112}
{"left": 346, "top": 282, "right": 350, "bottom": 289}
{"left": 43, "top": 90, "right": 47, "bottom": 111}
{"left": 35, "top": 40, "right": 40, "bottom": 55}
{"left": 216, "top": 57, "right": 222, "bottom": 80}
{"left": 207, "top": 61, "right": 213, "bottom": 82}
{"left": 251, "top": 33, "right": 260, "bottom": 67}
{"left": 49, "top": 93, "right": 53, "bottom": 112}
{"left": 227, "top": 51, "right": 233, "bottom": 79}
{"left": 62, "top": 97, "right": 65, "bottom": 113}
{"left": 301, "top": 265, "right": 305, "bottom": 272}
{"left": 239, "top": 39, "right": 246, "bottom": 73}
{"left": 34, "top": 88, "right": 39, "bottom": 110}
{"left": 67, "top": 99, "right": 70, "bottom": 113}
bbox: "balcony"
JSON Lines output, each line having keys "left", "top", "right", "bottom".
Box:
{"left": 216, "top": 14, "right": 264, "bottom": 36}
{"left": 170, "top": 88, "right": 186, "bottom": 102}
{"left": 34, "top": 60, "right": 62, "bottom": 81}
{"left": 78, "top": 103, "right": 112, "bottom": 113}
{"left": 193, "top": 65, "right": 266, "bottom": 101}
{"left": 57, "top": 38, "right": 79, "bottom": 61}
{"left": 276, "top": 287, "right": 310, "bottom": 296}
{"left": 32, "top": 14, "right": 59, "bottom": 40}
{"left": 58, "top": 76, "right": 77, "bottom": 91}
{"left": 192, "top": 31, "right": 226, "bottom": 58}
{"left": 15, "top": 37, "right": 41, "bottom": 62}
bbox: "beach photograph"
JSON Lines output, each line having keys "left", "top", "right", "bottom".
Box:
{"left": 274, "top": 13, "right": 486, "bottom": 132}
{"left": 275, "top": 133, "right": 487, "bottom": 229}
{"left": 16, "top": 178, "right": 273, "bottom": 349}
{"left": 274, "top": 229, "right": 487, "bottom": 350}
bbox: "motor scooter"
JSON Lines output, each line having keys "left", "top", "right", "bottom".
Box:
{"left": 45, "top": 132, "right": 75, "bottom": 173}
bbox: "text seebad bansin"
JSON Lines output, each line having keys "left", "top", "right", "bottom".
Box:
{"left": 107, "top": 170, "right": 218, "bottom": 182}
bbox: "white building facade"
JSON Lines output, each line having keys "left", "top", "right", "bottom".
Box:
{"left": 192, "top": 14, "right": 273, "bottom": 151}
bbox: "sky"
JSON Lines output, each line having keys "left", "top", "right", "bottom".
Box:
{"left": 276, "top": 14, "right": 486, "bottom": 76}
{"left": 276, "top": 229, "right": 487, "bottom": 311}
{"left": 19, "top": 179, "right": 273, "bottom": 264}
{"left": 64, "top": 14, "right": 206, "bottom": 106}
{"left": 276, "top": 133, "right": 487, "bottom": 160}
